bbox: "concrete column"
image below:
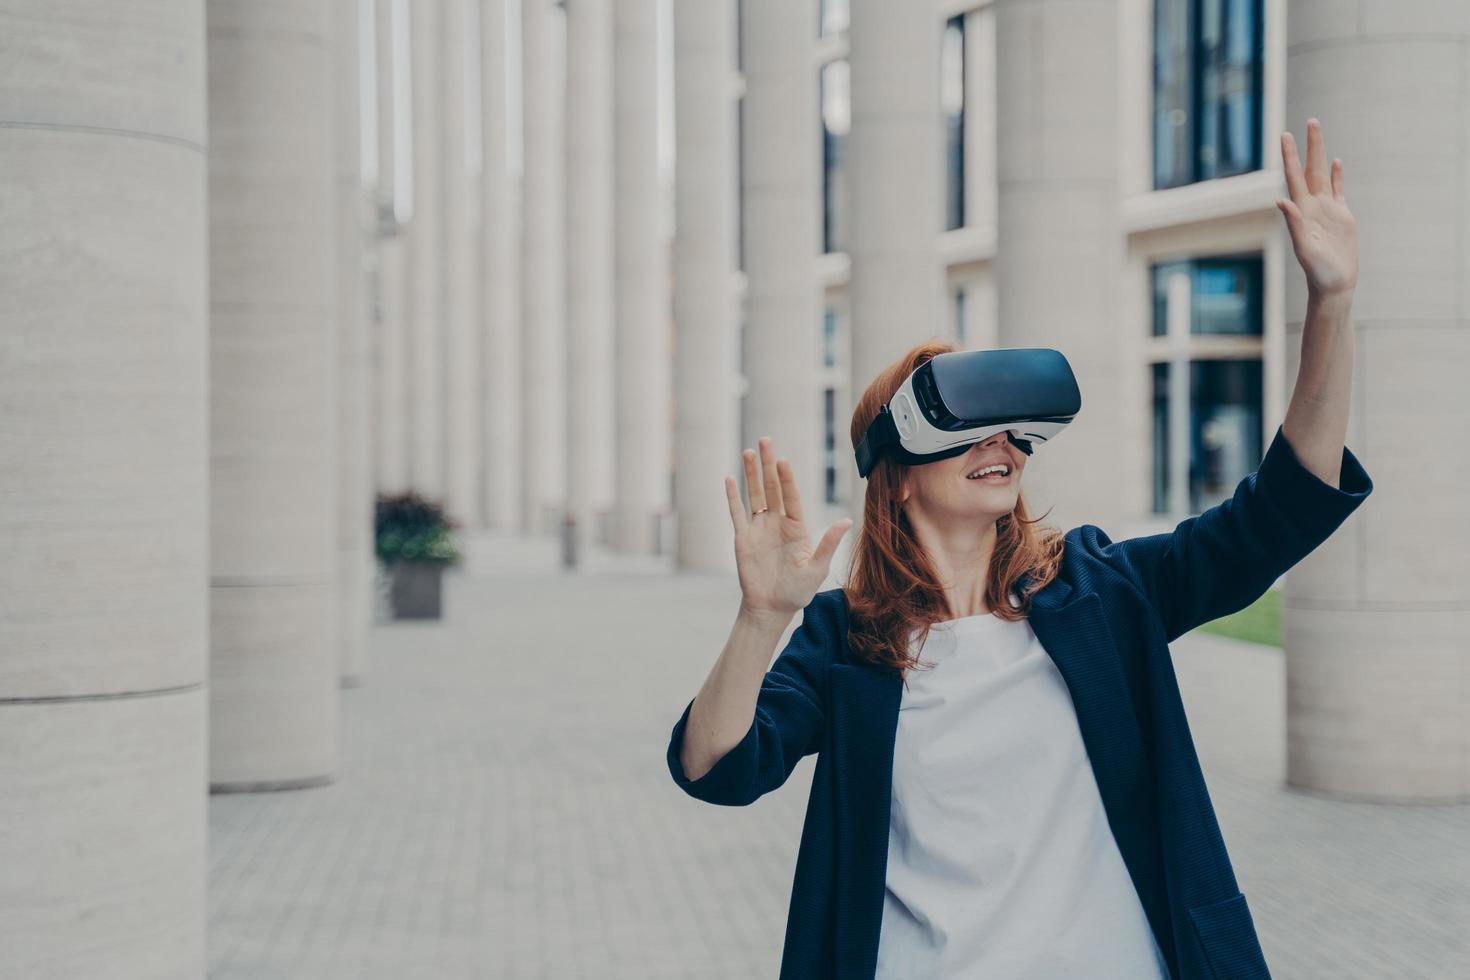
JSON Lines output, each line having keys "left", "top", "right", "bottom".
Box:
{"left": 521, "top": 0, "right": 567, "bottom": 534}
{"left": 672, "top": 0, "right": 739, "bottom": 573}
{"left": 444, "top": 0, "right": 483, "bottom": 527}
{"left": 564, "top": 0, "right": 617, "bottom": 564}
{"left": 373, "top": 0, "right": 410, "bottom": 494}
{"left": 612, "top": 0, "right": 671, "bottom": 555}
{"left": 740, "top": 0, "right": 824, "bottom": 528}
{"left": 481, "top": 0, "right": 523, "bottom": 530}
{"left": 1283, "top": 1, "right": 1470, "bottom": 801}
{"left": 0, "top": 4, "right": 207, "bottom": 974}
{"left": 993, "top": 0, "right": 1127, "bottom": 531}
{"left": 336, "top": 0, "right": 372, "bottom": 687}
{"left": 407, "top": 0, "right": 447, "bottom": 497}
{"left": 847, "top": 0, "right": 945, "bottom": 390}
{"left": 208, "top": 0, "right": 339, "bottom": 790}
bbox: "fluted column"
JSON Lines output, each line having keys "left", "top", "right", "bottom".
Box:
{"left": 1284, "top": 2, "right": 1470, "bottom": 801}
{"left": 373, "top": 0, "right": 410, "bottom": 494}
{"left": 612, "top": 0, "right": 671, "bottom": 555}
{"left": 336, "top": 0, "right": 372, "bottom": 687}
{"left": 208, "top": 0, "right": 339, "bottom": 790}
{"left": 993, "top": 0, "right": 1127, "bottom": 531}
{"left": 0, "top": 4, "right": 207, "bottom": 974}
{"left": 847, "top": 0, "right": 945, "bottom": 389}
{"left": 740, "top": 0, "right": 823, "bottom": 522}
{"left": 564, "top": 0, "right": 617, "bottom": 564}
{"left": 444, "top": 0, "right": 483, "bottom": 527}
{"left": 672, "top": 0, "right": 739, "bottom": 573}
{"left": 521, "top": 0, "right": 567, "bottom": 534}
{"left": 482, "top": 0, "right": 523, "bottom": 530}
{"left": 407, "top": 0, "right": 447, "bottom": 498}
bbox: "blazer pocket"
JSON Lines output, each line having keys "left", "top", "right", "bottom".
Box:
{"left": 1186, "top": 890, "right": 1272, "bottom": 980}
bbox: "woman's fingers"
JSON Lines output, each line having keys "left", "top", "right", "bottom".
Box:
{"left": 811, "top": 518, "right": 854, "bottom": 569}
{"left": 1280, "top": 130, "right": 1308, "bottom": 202}
{"left": 777, "top": 458, "right": 805, "bottom": 526}
{"left": 1275, "top": 196, "right": 1305, "bottom": 242}
{"left": 742, "top": 447, "right": 765, "bottom": 515}
{"left": 758, "top": 437, "right": 785, "bottom": 517}
{"left": 1304, "top": 117, "right": 1328, "bottom": 196}
{"left": 725, "top": 475, "right": 749, "bottom": 534}
{"left": 1331, "top": 157, "right": 1347, "bottom": 204}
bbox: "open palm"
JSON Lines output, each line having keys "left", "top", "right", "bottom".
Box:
{"left": 725, "top": 437, "right": 853, "bottom": 621}
{"left": 1277, "top": 118, "right": 1358, "bottom": 296}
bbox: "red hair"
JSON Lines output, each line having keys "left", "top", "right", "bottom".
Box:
{"left": 844, "top": 340, "right": 1065, "bottom": 673}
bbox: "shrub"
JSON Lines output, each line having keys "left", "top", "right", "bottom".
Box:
{"left": 374, "top": 492, "right": 463, "bottom": 566}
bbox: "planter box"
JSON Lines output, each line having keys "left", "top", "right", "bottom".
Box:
{"left": 387, "top": 559, "right": 445, "bottom": 620}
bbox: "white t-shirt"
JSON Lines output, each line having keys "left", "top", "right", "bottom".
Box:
{"left": 873, "top": 594, "right": 1170, "bottom": 980}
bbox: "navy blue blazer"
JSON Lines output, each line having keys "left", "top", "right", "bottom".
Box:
{"left": 667, "top": 425, "right": 1373, "bottom": 979}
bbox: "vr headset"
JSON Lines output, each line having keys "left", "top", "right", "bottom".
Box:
{"left": 854, "top": 347, "right": 1081, "bottom": 478}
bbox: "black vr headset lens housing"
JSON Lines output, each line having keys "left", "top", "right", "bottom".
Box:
{"left": 854, "top": 347, "right": 1081, "bottom": 478}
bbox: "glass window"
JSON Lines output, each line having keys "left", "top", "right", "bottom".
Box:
{"left": 953, "top": 287, "right": 967, "bottom": 345}
{"left": 737, "top": 97, "right": 745, "bottom": 272}
{"left": 736, "top": 0, "right": 744, "bottom": 71}
{"left": 941, "top": 14, "right": 966, "bottom": 231}
{"left": 1191, "top": 359, "right": 1262, "bottom": 508}
{"left": 1151, "top": 255, "right": 1263, "bottom": 336}
{"left": 821, "top": 59, "right": 850, "bottom": 255}
{"left": 1152, "top": 0, "right": 1263, "bottom": 189}
{"left": 823, "top": 306, "right": 838, "bottom": 367}
{"left": 1192, "top": 256, "right": 1262, "bottom": 335}
{"left": 1153, "top": 0, "right": 1193, "bottom": 189}
{"left": 1151, "top": 362, "right": 1171, "bottom": 514}
{"left": 824, "top": 387, "right": 839, "bottom": 504}
{"left": 1151, "top": 259, "right": 1190, "bottom": 337}
{"left": 1198, "top": 0, "right": 1260, "bottom": 179}
{"left": 1151, "top": 359, "right": 1262, "bottom": 514}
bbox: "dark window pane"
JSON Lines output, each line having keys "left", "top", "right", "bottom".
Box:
{"left": 821, "top": 60, "right": 850, "bottom": 255}
{"left": 824, "top": 388, "right": 838, "bottom": 503}
{"left": 1192, "top": 255, "right": 1262, "bottom": 335}
{"left": 1151, "top": 259, "right": 1190, "bottom": 336}
{"left": 1152, "top": 359, "right": 1263, "bottom": 514}
{"left": 954, "top": 287, "right": 967, "bottom": 345}
{"left": 823, "top": 306, "right": 838, "bottom": 367}
{"left": 1152, "top": 0, "right": 1262, "bottom": 188}
{"left": 1152, "top": 0, "right": 1193, "bottom": 188}
{"left": 941, "top": 15, "right": 966, "bottom": 231}
{"left": 1151, "top": 362, "right": 1171, "bottom": 514}
{"left": 736, "top": 98, "right": 745, "bottom": 272}
{"left": 1189, "top": 359, "right": 1262, "bottom": 510}
{"left": 736, "top": 0, "right": 744, "bottom": 72}
{"left": 1198, "top": 0, "right": 1262, "bottom": 179}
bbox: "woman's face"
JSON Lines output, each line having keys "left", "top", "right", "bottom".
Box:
{"left": 899, "top": 429, "right": 1027, "bottom": 527}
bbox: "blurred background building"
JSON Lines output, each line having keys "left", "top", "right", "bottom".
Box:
{"left": 2, "top": 0, "right": 1466, "bottom": 975}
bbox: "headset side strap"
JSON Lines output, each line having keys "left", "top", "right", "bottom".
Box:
{"left": 855, "top": 405, "right": 899, "bottom": 478}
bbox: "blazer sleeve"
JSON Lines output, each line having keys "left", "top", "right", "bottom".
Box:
{"left": 665, "top": 592, "right": 834, "bottom": 807}
{"left": 1084, "top": 424, "right": 1373, "bottom": 644}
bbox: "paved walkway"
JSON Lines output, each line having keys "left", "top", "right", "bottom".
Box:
{"left": 208, "top": 533, "right": 1470, "bottom": 978}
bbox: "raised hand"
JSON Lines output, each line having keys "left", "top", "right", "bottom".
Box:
{"left": 724, "top": 436, "right": 854, "bottom": 623}
{"left": 1276, "top": 118, "right": 1358, "bottom": 296}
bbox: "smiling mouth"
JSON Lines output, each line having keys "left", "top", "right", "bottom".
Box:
{"left": 965, "top": 464, "right": 1012, "bottom": 482}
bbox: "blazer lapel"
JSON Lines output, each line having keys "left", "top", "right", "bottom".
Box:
{"left": 828, "top": 656, "right": 902, "bottom": 979}
{"left": 827, "top": 577, "right": 1151, "bottom": 978}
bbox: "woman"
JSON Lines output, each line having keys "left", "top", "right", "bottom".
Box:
{"left": 667, "top": 119, "right": 1371, "bottom": 979}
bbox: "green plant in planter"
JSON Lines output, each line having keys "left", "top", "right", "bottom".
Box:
{"left": 374, "top": 491, "right": 463, "bottom": 566}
